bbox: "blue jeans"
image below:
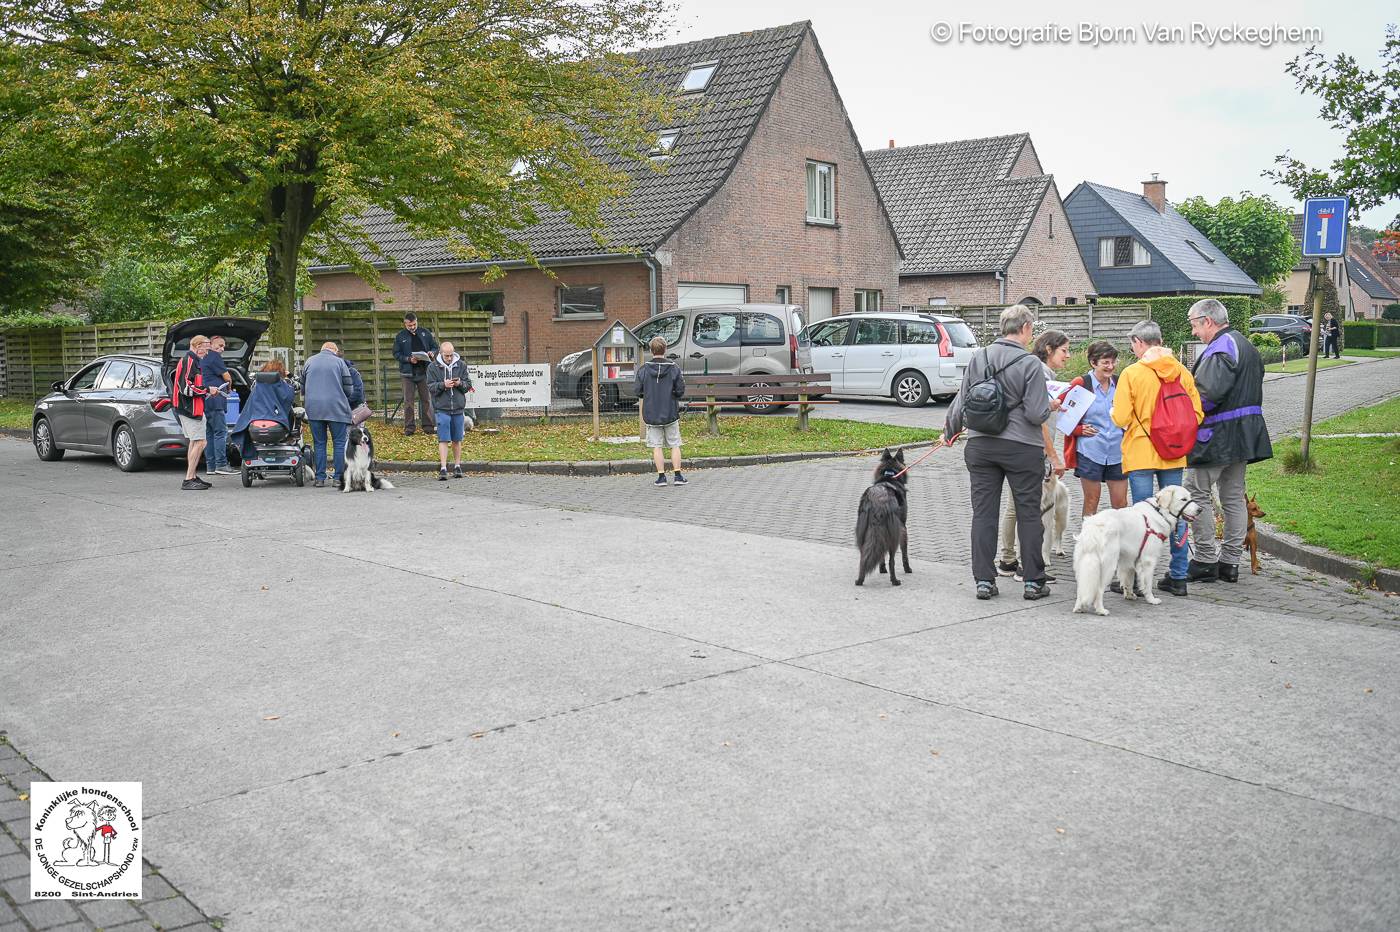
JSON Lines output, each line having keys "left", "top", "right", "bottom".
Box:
{"left": 204, "top": 408, "right": 229, "bottom": 471}
{"left": 310, "top": 420, "right": 347, "bottom": 481}
{"left": 1127, "top": 468, "right": 1189, "bottom": 579}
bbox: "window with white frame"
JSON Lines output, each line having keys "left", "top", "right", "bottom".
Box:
{"left": 1099, "top": 236, "right": 1150, "bottom": 268}
{"left": 806, "top": 161, "right": 835, "bottom": 224}
{"left": 651, "top": 131, "right": 679, "bottom": 159}
{"left": 679, "top": 62, "right": 718, "bottom": 93}
{"left": 323, "top": 299, "right": 373, "bottom": 312}
{"left": 855, "top": 289, "right": 882, "bottom": 312}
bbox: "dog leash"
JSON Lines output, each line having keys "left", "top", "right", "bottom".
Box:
{"left": 889, "top": 431, "right": 963, "bottom": 480}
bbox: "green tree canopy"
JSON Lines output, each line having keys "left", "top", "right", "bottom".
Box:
{"left": 1266, "top": 25, "right": 1400, "bottom": 229}
{"left": 0, "top": 0, "right": 677, "bottom": 344}
{"left": 1175, "top": 193, "right": 1300, "bottom": 287}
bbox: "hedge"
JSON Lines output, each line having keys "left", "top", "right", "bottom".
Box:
{"left": 1096, "top": 295, "right": 1254, "bottom": 351}
{"left": 1342, "top": 321, "right": 1400, "bottom": 349}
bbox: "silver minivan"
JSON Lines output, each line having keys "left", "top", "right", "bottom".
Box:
{"left": 556, "top": 303, "right": 807, "bottom": 410}
{"left": 798, "top": 312, "right": 978, "bottom": 406}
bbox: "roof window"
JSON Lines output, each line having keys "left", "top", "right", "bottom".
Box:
{"left": 679, "top": 62, "right": 718, "bottom": 93}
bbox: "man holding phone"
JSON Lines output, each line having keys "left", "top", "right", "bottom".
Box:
{"left": 393, "top": 312, "right": 439, "bottom": 437}
{"left": 427, "top": 341, "right": 472, "bottom": 480}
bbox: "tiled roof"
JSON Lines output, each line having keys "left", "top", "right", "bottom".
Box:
{"left": 1289, "top": 214, "right": 1309, "bottom": 271}
{"left": 863, "top": 133, "right": 1050, "bottom": 275}
{"left": 313, "top": 22, "right": 811, "bottom": 272}
{"left": 1083, "top": 182, "right": 1261, "bottom": 294}
{"left": 1347, "top": 249, "right": 1398, "bottom": 300}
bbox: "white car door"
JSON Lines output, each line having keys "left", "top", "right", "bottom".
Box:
{"left": 842, "top": 318, "right": 900, "bottom": 393}
{"left": 805, "top": 318, "right": 852, "bottom": 391}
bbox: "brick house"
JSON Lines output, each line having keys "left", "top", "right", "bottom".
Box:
{"left": 1064, "top": 178, "right": 1261, "bottom": 298}
{"left": 1346, "top": 244, "right": 1397, "bottom": 318}
{"left": 305, "top": 22, "right": 901, "bottom": 365}
{"left": 1283, "top": 214, "right": 1353, "bottom": 315}
{"left": 864, "top": 133, "right": 1094, "bottom": 309}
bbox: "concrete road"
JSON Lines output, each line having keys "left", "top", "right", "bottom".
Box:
{"left": 1, "top": 435, "right": 1398, "bottom": 931}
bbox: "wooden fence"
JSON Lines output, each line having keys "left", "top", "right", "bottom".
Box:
{"left": 942, "top": 304, "right": 1152, "bottom": 345}
{"left": 0, "top": 311, "right": 492, "bottom": 404}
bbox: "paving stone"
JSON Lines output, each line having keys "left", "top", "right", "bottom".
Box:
{"left": 138, "top": 896, "right": 205, "bottom": 930}
{"left": 0, "top": 899, "right": 15, "bottom": 923}
{"left": 139, "top": 874, "right": 177, "bottom": 901}
{"left": 1, "top": 875, "right": 28, "bottom": 902}
{"left": 0, "top": 761, "right": 28, "bottom": 779}
{"left": 16, "top": 899, "right": 81, "bottom": 930}
{"left": 78, "top": 897, "right": 146, "bottom": 927}
{"left": 0, "top": 802, "right": 26, "bottom": 825}
{"left": 0, "top": 853, "right": 25, "bottom": 881}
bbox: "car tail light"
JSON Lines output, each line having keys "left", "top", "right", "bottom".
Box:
{"left": 151, "top": 397, "right": 172, "bottom": 412}
{"left": 936, "top": 325, "right": 952, "bottom": 357}
{"left": 789, "top": 333, "right": 798, "bottom": 370}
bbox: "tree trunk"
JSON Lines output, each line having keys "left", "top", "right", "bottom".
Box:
{"left": 262, "top": 179, "right": 315, "bottom": 349}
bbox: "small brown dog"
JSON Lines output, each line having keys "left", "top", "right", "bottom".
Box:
{"left": 1244, "top": 495, "right": 1266, "bottom": 574}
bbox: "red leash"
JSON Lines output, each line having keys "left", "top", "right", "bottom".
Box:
{"left": 890, "top": 431, "right": 963, "bottom": 480}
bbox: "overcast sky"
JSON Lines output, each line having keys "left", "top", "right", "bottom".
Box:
{"left": 665, "top": 0, "right": 1398, "bottom": 230}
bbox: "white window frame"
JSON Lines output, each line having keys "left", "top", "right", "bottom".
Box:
{"left": 806, "top": 160, "right": 835, "bottom": 224}
{"left": 651, "top": 131, "right": 680, "bottom": 159}
{"left": 1098, "top": 237, "right": 1115, "bottom": 268}
{"left": 1132, "top": 240, "right": 1152, "bottom": 266}
{"left": 928, "top": 297, "right": 948, "bottom": 306}
{"left": 323, "top": 299, "right": 374, "bottom": 312}
{"left": 855, "top": 289, "right": 882, "bottom": 312}
{"left": 1099, "top": 236, "right": 1151, "bottom": 268}
{"left": 679, "top": 62, "right": 718, "bottom": 94}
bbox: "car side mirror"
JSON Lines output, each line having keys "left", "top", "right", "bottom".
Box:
{"left": 51, "top": 380, "right": 65, "bottom": 393}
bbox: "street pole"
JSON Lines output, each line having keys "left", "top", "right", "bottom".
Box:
{"left": 1299, "top": 257, "right": 1326, "bottom": 464}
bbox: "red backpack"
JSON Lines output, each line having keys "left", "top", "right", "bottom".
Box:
{"left": 1146, "top": 375, "right": 1197, "bottom": 459}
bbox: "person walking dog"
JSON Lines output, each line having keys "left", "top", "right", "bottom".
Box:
{"left": 302, "top": 341, "right": 356, "bottom": 488}
{"left": 1060, "top": 341, "right": 1127, "bottom": 520}
{"left": 1183, "top": 298, "right": 1273, "bottom": 583}
{"left": 394, "top": 313, "right": 439, "bottom": 437}
{"left": 427, "top": 341, "right": 472, "bottom": 480}
{"left": 945, "top": 305, "right": 1055, "bottom": 602}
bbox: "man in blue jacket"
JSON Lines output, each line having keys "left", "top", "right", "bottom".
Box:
{"left": 301, "top": 342, "right": 355, "bottom": 487}
{"left": 201, "top": 335, "right": 235, "bottom": 475}
{"left": 635, "top": 336, "right": 688, "bottom": 487}
{"left": 393, "top": 313, "right": 438, "bottom": 437}
{"left": 1184, "top": 299, "right": 1273, "bottom": 584}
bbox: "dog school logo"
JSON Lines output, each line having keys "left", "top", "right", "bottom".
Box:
{"left": 30, "top": 782, "right": 142, "bottom": 899}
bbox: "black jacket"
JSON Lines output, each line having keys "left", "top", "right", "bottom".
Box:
{"left": 426, "top": 354, "right": 472, "bottom": 414}
{"left": 635, "top": 359, "right": 685, "bottom": 426}
{"left": 393, "top": 327, "right": 439, "bottom": 379}
{"left": 1188, "top": 327, "right": 1273, "bottom": 466}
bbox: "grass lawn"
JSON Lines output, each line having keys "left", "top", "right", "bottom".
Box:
{"left": 368, "top": 414, "right": 939, "bottom": 463}
{"left": 0, "top": 397, "right": 33, "bottom": 429}
{"left": 1264, "top": 357, "right": 1352, "bottom": 374}
{"left": 1311, "top": 395, "right": 1400, "bottom": 435}
{"left": 1341, "top": 348, "right": 1400, "bottom": 358}
{"left": 1248, "top": 403, "right": 1400, "bottom": 569}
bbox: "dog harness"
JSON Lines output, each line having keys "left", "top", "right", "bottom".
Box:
{"left": 1138, "top": 500, "right": 1192, "bottom": 559}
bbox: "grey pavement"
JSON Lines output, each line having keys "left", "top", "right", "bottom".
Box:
{"left": 0, "top": 356, "right": 1397, "bottom": 930}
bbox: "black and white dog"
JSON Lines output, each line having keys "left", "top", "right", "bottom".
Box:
{"left": 339, "top": 425, "right": 394, "bottom": 492}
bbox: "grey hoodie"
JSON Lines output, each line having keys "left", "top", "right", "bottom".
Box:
{"left": 944, "top": 338, "right": 1052, "bottom": 447}
{"left": 427, "top": 353, "right": 472, "bottom": 414}
{"left": 635, "top": 358, "right": 685, "bottom": 426}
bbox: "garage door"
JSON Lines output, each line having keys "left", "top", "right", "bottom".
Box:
{"left": 677, "top": 283, "right": 747, "bottom": 308}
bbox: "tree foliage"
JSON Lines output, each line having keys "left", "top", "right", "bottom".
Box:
{"left": 1266, "top": 25, "right": 1400, "bottom": 229}
{"left": 1176, "top": 193, "right": 1300, "bottom": 286}
{"left": 0, "top": 0, "right": 678, "bottom": 344}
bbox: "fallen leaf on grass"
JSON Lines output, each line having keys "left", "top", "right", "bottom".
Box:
{"left": 262, "top": 715, "right": 280, "bottom": 721}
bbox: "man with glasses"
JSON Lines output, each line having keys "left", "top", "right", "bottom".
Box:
{"left": 1183, "top": 299, "right": 1272, "bottom": 584}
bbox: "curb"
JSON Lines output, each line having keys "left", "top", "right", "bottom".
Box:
{"left": 0, "top": 427, "right": 30, "bottom": 441}
{"left": 1254, "top": 522, "right": 1399, "bottom": 594}
{"left": 377, "top": 439, "right": 937, "bottom": 477}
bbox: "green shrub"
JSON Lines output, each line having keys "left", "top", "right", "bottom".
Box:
{"left": 1248, "top": 331, "right": 1281, "bottom": 348}
{"left": 1096, "top": 295, "right": 1254, "bottom": 351}
{"left": 1383, "top": 303, "right": 1400, "bottom": 321}
{"left": 1343, "top": 321, "right": 1400, "bottom": 349}
{"left": 0, "top": 311, "right": 86, "bottom": 331}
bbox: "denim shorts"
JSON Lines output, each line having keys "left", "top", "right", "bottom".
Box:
{"left": 435, "top": 411, "right": 466, "bottom": 442}
{"left": 1074, "top": 457, "right": 1124, "bottom": 482}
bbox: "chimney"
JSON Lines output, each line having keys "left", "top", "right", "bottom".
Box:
{"left": 1142, "top": 173, "right": 1167, "bottom": 213}
{"left": 888, "top": 139, "right": 895, "bottom": 149}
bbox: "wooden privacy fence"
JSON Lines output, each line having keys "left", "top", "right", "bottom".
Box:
{"left": 943, "top": 304, "right": 1151, "bottom": 345}
{"left": 0, "top": 311, "right": 492, "bottom": 401}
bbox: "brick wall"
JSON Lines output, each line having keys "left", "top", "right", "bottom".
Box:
{"left": 897, "top": 273, "right": 1003, "bottom": 308}
{"left": 660, "top": 31, "right": 901, "bottom": 315}
{"left": 1008, "top": 138, "right": 1042, "bottom": 178}
{"left": 304, "top": 263, "right": 651, "bottom": 364}
{"left": 1003, "top": 187, "right": 1096, "bottom": 305}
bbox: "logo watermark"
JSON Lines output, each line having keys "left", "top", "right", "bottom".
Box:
{"left": 929, "top": 22, "right": 1323, "bottom": 49}
{"left": 30, "top": 782, "right": 142, "bottom": 899}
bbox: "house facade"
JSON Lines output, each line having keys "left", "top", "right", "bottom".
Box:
{"left": 1064, "top": 178, "right": 1262, "bottom": 298}
{"left": 1346, "top": 246, "right": 1397, "bottom": 318}
{"left": 865, "top": 133, "right": 1094, "bottom": 309}
{"left": 1283, "top": 214, "right": 1353, "bottom": 315}
{"left": 306, "top": 22, "right": 902, "bottom": 365}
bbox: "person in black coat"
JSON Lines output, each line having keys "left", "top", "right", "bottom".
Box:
{"left": 1182, "top": 299, "right": 1273, "bottom": 584}
{"left": 1322, "top": 311, "right": 1342, "bottom": 359}
{"left": 392, "top": 312, "right": 439, "bottom": 436}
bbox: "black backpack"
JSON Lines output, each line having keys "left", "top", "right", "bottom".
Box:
{"left": 962, "top": 348, "right": 1022, "bottom": 434}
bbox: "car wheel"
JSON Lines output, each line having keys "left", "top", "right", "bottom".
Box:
{"left": 893, "top": 371, "right": 931, "bottom": 407}
{"left": 33, "top": 417, "right": 64, "bottom": 461}
{"left": 112, "top": 424, "right": 147, "bottom": 472}
{"left": 577, "top": 378, "right": 594, "bottom": 409}
{"left": 241, "top": 461, "right": 253, "bottom": 487}
{"left": 744, "top": 381, "right": 778, "bottom": 413}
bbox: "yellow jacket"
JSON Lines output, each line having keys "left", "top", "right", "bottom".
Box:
{"left": 1110, "top": 347, "right": 1204, "bottom": 472}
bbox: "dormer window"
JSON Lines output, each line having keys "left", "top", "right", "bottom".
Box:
{"left": 679, "top": 62, "right": 718, "bottom": 93}
{"left": 1186, "top": 240, "right": 1216, "bottom": 263}
{"left": 651, "top": 131, "right": 679, "bottom": 159}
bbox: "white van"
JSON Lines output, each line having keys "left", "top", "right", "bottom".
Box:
{"left": 797, "top": 312, "right": 978, "bottom": 406}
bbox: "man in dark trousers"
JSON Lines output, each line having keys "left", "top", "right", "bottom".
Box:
{"left": 1322, "top": 311, "right": 1342, "bottom": 359}
{"left": 1183, "top": 299, "right": 1273, "bottom": 583}
{"left": 393, "top": 313, "right": 438, "bottom": 436}
{"left": 201, "top": 334, "right": 235, "bottom": 475}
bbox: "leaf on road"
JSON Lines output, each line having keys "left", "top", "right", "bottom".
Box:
{"left": 470, "top": 731, "right": 485, "bottom": 739}
{"left": 929, "top": 749, "right": 940, "bottom": 757}
{"left": 262, "top": 714, "right": 280, "bottom": 721}
{"left": 1364, "top": 688, "right": 1373, "bottom": 694}
{"left": 1055, "top": 827, "right": 1066, "bottom": 835}
{"left": 1284, "top": 683, "right": 1293, "bottom": 689}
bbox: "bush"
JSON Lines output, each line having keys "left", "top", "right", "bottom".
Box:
{"left": 1096, "top": 295, "right": 1254, "bottom": 351}
{"left": 1249, "top": 331, "right": 1282, "bottom": 348}
{"left": 0, "top": 311, "right": 86, "bottom": 331}
{"left": 1384, "top": 303, "right": 1400, "bottom": 321}
{"left": 1344, "top": 321, "right": 1400, "bottom": 349}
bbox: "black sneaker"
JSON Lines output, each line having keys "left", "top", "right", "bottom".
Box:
{"left": 1186, "top": 560, "right": 1219, "bottom": 583}
{"left": 1157, "top": 576, "right": 1189, "bottom": 597}
{"left": 1024, "top": 580, "right": 1051, "bottom": 600}
{"left": 976, "top": 580, "right": 998, "bottom": 600}
{"left": 996, "top": 560, "right": 1020, "bottom": 577}
{"left": 672, "top": 472, "right": 688, "bottom": 486}
{"left": 181, "top": 478, "right": 208, "bottom": 490}
{"left": 404, "top": 427, "right": 416, "bottom": 437}
{"left": 1218, "top": 563, "right": 1240, "bottom": 583}
{"left": 313, "top": 479, "right": 325, "bottom": 488}
{"left": 452, "top": 465, "right": 463, "bottom": 479}
{"left": 654, "top": 473, "right": 668, "bottom": 487}
{"left": 438, "top": 468, "right": 448, "bottom": 482}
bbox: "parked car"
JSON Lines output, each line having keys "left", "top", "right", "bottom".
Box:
{"left": 555, "top": 303, "right": 807, "bottom": 411}
{"left": 31, "top": 317, "right": 268, "bottom": 471}
{"left": 797, "top": 312, "right": 978, "bottom": 406}
{"left": 1249, "top": 313, "right": 1311, "bottom": 352}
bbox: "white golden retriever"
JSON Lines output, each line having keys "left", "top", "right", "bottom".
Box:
{"left": 1072, "top": 485, "right": 1201, "bottom": 616}
{"left": 1041, "top": 472, "right": 1070, "bottom": 566}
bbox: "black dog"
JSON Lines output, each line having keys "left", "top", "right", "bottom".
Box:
{"left": 338, "top": 425, "right": 394, "bottom": 492}
{"left": 855, "top": 448, "right": 912, "bottom": 587}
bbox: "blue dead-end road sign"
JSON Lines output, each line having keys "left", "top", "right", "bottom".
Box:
{"left": 1301, "top": 196, "right": 1349, "bottom": 258}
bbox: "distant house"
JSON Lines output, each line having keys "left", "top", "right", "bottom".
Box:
{"left": 1283, "top": 214, "right": 1352, "bottom": 315}
{"left": 864, "top": 133, "right": 1094, "bottom": 308}
{"left": 1064, "top": 178, "right": 1262, "bottom": 298}
{"left": 305, "top": 21, "right": 902, "bottom": 364}
{"left": 1346, "top": 246, "right": 1397, "bottom": 319}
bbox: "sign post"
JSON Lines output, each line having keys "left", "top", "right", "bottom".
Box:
{"left": 1298, "top": 197, "right": 1349, "bottom": 465}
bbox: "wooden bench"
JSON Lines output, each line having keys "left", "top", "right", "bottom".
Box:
{"left": 683, "top": 373, "right": 834, "bottom": 434}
